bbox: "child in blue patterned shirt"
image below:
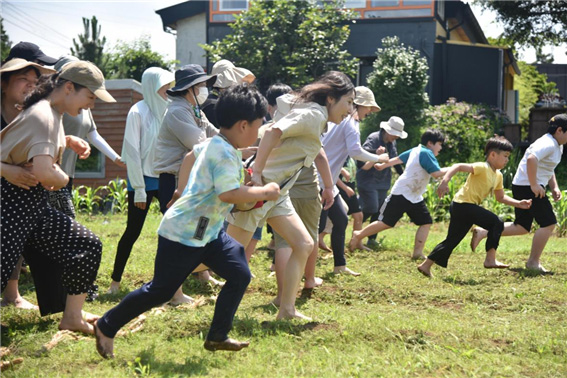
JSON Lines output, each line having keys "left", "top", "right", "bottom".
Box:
{"left": 94, "top": 84, "right": 280, "bottom": 358}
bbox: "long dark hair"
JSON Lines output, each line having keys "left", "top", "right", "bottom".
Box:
{"left": 22, "top": 72, "right": 85, "bottom": 110}
{"left": 297, "top": 71, "right": 354, "bottom": 106}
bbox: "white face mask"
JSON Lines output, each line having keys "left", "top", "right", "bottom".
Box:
{"left": 195, "top": 87, "right": 208, "bottom": 104}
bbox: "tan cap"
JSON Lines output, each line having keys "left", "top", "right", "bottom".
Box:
{"left": 211, "top": 59, "right": 255, "bottom": 88}
{"left": 0, "top": 58, "right": 56, "bottom": 75}
{"left": 380, "top": 116, "right": 407, "bottom": 139}
{"left": 59, "top": 61, "right": 116, "bottom": 102}
{"left": 354, "top": 86, "right": 381, "bottom": 112}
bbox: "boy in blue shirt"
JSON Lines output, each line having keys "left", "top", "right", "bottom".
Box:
{"left": 94, "top": 84, "right": 280, "bottom": 358}
{"left": 349, "top": 130, "right": 447, "bottom": 259}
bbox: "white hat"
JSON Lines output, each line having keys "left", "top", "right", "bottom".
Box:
{"left": 380, "top": 116, "right": 407, "bottom": 139}
{"left": 354, "top": 86, "right": 381, "bottom": 112}
{"left": 211, "top": 59, "right": 255, "bottom": 88}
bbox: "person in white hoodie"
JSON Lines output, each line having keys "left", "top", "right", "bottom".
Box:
{"left": 107, "top": 67, "right": 174, "bottom": 295}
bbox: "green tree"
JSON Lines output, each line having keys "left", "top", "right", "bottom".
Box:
{"left": 202, "top": 0, "right": 358, "bottom": 92}
{"left": 1, "top": 18, "right": 12, "bottom": 61}
{"left": 70, "top": 16, "right": 108, "bottom": 74}
{"left": 477, "top": 1, "right": 567, "bottom": 63}
{"left": 106, "top": 37, "right": 176, "bottom": 81}
{"left": 361, "top": 36, "right": 429, "bottom": 151}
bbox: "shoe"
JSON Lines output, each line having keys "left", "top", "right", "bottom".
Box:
{"left": 365, "top": 239, "right": 381, "bottom": 250}
{"left": 204, "top": 338, "right": 250, "bottom": 352}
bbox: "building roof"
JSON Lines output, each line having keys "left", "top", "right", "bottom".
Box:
{"left": 155, "top": 0, "right": 207, "bottom": 31}
{"left": 445, "top": 1, "right": 488, "bottom": 44}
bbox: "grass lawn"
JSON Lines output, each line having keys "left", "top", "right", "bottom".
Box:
{"left": 1, "top": 212, "right": 566, "bottom": 377}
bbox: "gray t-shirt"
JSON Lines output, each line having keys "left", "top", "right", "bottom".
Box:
{"left": 60, "top": 109, "right": 97, "bottom": 177}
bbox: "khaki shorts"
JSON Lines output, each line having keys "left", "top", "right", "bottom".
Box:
{"left": 274, "top": 196, "right": 322, "bottom": 250}
{"left": 226, "top": 194, "right": 296, "bottom": 232}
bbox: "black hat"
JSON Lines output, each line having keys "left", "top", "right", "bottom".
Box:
{"left": 6, "top": 42, "right": 59, "bottom": 66}
{"left": 166, "top": 64, "right": 216, "bottom": 95}
{"left": 549, "top": 113, "right": 567, "bottom": 128}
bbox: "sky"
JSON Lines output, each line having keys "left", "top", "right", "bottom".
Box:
{"left": 2, "top": 0, "right": 566, "bottom": 65}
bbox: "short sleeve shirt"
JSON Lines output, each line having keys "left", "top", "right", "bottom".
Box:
{"left": 512, "top": 133, "right": 563, "bottom": 187}
{"left": 398, "top": 146, "right": 440, "bottom": 174}
{"left": 60, "top": 109, "right": 97, "bottom": 176}
{"left": 0, "top": 99, "right": 65, "bottom": 165}
{"left": 454, "top": 162, "right": 503, "bottom": 205}
{"left": 158, "top": 135, "right": 243, "bottom": 247}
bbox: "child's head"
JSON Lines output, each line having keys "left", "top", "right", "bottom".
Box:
{"left": 484, "top": 136, "right": 513, "bottom": 169}
{"left": 216, "top": 83, "right": 268, "bottom": 146}
{"left": 548, "top": 114, "right": 567, "bottom": 145}
{"left": 298, "top": 71, "right": 355, "bottom": 124}
{"left": 266, "top": 83, "right": 292, "bottom": 118}
{"left": 421, "top": 129, "right": 445, "bottom": 156}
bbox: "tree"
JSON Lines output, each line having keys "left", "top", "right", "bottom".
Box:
{"left": 70, "top": 16, "right": 108, "bottom": 74}
{"left": 106, "top": 37, "right": 176, "bottom": 82}
{"left": 477, "top": 1, "right": 567, "bottom": 63}
{"left": 202, "top": 0, "right": 358, "bottom": 92}
{"left": 361, "top": 36, "right": 429, "bottom": 150}
{"left": 1, "top": 18, "right": 12, "bottom": 62}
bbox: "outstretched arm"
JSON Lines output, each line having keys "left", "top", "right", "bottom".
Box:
{"left": 437, "top": 163, "right": 474, "bottom": 197}
{"left": 314, "top": 148, "right": 335, "bottom": 210}
{"left": 495, "top": 189, "right": 532, "bottom": 209}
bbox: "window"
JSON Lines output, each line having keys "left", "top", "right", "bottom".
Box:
{"left": 219, "top": 0, "right": 248, "bottom": 11}
{"left": 75, "top": 146, "right": 105, "bottom": 178}
{"left": 344, "top": 0, "right": 367, "bottom": 8}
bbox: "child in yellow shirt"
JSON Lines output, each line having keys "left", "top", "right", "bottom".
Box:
{"left": 417, "top": 137, "right": 532, "bottom": 277}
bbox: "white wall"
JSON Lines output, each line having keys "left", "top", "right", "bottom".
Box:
{"left": 176, "top": 13, "right": 207, "bottom": 67}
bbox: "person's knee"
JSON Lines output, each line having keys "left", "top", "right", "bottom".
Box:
{"left": 291, "top": 237, "right": 314, "bottom": 258}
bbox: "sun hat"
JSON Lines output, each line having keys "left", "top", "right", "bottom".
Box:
{"left": 54, "top": 55, "right": 80, "bottom": 72}
{"left": 6, "top": 42, "right": 59, "bottom": 66}
{"left": 354, "top": 86, "right": 381, "bottom": 112}
{"left": 59, "top": 61, "right": 116, "bottom": 102}
{"left": 380, "top": 116, "right": 407, "bottom": 139}
{"left": 166, "top": 64, "right": 217, "bottom": 95}
{"left": 211, "top": 59, "right": 255, "bottom": 89}
{"left": 0, "top": 58, "right": 56, "bottom": 76}
{"left": 549, "top": 113, "right": 567, "bottom": 128}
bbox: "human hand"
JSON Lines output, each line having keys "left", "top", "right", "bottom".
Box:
{"left": 1, "top": 164, "right": 38, "bottom": 190}
{"left": 518, "top": 199, "right": 532, "bottom": 209}
{"left": 342, "top": 170, "right": 351, "bottom": 182}
{"left": 263, "top": 182, "right": 280, "bottom": 201}
{"left": 66, "top": 136, "right": 91, "bottom": 159}
{"left": 551, "top": 188, "right": 562, "bottom": 202}
{"left": 374, "top": 163, "right": 387, "bottom": 171}
{"left": 167, "top": 190, "right": 182, "bottom": 208}
{"left": 437, "top": 181, "right": 449, "bottom": 198}
{"left": 134, "top": 201, "right": 147, "bottom": 210}
{"left": 376, "top": 146, "right": 386, "bottom": 154}
{"left": 530, "top": 184, "right": 545, "bottom": 198}
{"left": 321, "top": 188, "right": 335, "bottom": 210}
{"left": 114, "top": 157, "right": 126, "bottom": 168}
{"left": 344, "top": 186, "right": 355, "bottom": 198}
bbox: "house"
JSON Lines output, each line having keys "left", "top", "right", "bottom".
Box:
{"left": 72, "top": 79, "right": 142, "bottom": 189}
{"left": 156, "top": 0, "right": 520, "bottom": 121}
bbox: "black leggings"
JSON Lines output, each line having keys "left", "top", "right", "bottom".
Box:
{"left": 318, "top": 193, "right": 349, "bottom": 267}
{"left": 111, "top": 190, "right": 159, "bottom": 282}
{"left": 428, "top": 202, "right": 503, "bottom": 268}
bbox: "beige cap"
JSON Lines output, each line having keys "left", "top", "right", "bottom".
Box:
{"left": 59, "top": 61, "right": 116, "bottom": 102}
{"left": 211, "top": 59, "right": 255, "bottom": 88}
{"left": 0, "top": 58, "right": 56, "bottom": 75}
{"left": 354, "top": 86, "right": 381, "bottom": 112}
{"left": 380, "top": 116, "right": 407, "bottom": 139}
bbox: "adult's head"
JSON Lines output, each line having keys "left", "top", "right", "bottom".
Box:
{"left": 211, "top": 59, "right": 255, "bottom": 90}
{"left": 353, "top": 86, "right": 380, "bottom": 121}
{"left": 380, "top": 116, "right": 407, "bottom": 143}
{"left": 166, "top": 64, "right": 216, "bottom": 107}
{"left": 23, "top": 61, "right": 115, "bottom": 116}
{"left": 298, "top": 71, "right": 355, "bottom": 124}
{"left": 54, "top": 55, "right": 80, "bottom": 72}
{"left": 265, "top": 83, "right": 292, "bottom": 118}
{"left": 139, "top": 67, "right": 175, "bottom": 120}
{"left": 6, "top": 42, "right": 59, "bottom": 66}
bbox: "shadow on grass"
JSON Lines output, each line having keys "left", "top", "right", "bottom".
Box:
{"left": 442, "top": 276, "right": 483, "bottom": 286}
{"left": 131, "top": 346, "right": 210, "bottom": 376}
{"left": 1, "top": 312, "right": 55, "bottom": 346}
{"left": 509, "top": 267, "right": 556, "bottom": 277}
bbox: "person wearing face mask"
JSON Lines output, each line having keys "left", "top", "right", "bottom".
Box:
{"left": 107, "top": 67, "right": 174, "bottom": 295}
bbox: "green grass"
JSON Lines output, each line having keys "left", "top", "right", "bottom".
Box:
{"left": 2, "top": 213, "right": 566, "bottom": 377}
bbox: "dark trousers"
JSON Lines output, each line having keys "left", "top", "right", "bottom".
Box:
{"left": 111, "top": 190, "right": 159, "bottom": 282}
{"left": 428, "top": 202, "right": 503, "bottom": 268}
{"left": 361, "top": 188, "right": 388, "bottom": 241}
{"left": 98, "top": 231, "right": 251, "bottom": 341}
{"left": 318, "top": 193, "right": 348, "bottom": 267}
{"left": 158, "top": 173, "right": 177, "bottom": 215}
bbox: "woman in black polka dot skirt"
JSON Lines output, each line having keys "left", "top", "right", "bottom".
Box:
{"left": 1, "top": 61, "right": 114, "bottom": 334}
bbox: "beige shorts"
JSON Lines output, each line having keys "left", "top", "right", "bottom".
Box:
{"left": 226, "top": 194, "right": 296, "bottom": 233}
{"left": 274, "top": 196, "right": 322, "bottom": 250}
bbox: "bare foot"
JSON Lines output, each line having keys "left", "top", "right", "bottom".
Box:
{"left": 169, "top": 293, "right": 195, "bottom": 306}
{"left": 271, "top": 297, "right": 281, "bottom": 307}
{"left": 94, "top": 320, "right": 114, "bottom": 359}
{"left": 0, "top": 296, "right": 38, "bottom": 310}
{"left": 106, "top": 281, "right": 120, "bottom": 295}
{"left": 333, "top": 266, "right": 361, "bottom": 276}
{"left": 470, "top": 227, "right": 486, "bottom": 252}
{"left": 304, "top": 277, "right": 323, "bottom": 289}
{"left": 417, "top": 265, "right": 432, "bottom": 278}
{"left": 58, "top": 318, "right": 94, "bottom": 335}
{"left": 483, "top": 260, "right": 510, "bottom": 269}
{"left": 411, "top": 254, "right": 426, "bottom": 261}
{"left": 318, "top": 239, "right": 332, "bottom": 252}
{"left": 208, "top": 276, "right": 226, "bottom": 287}
{"left": 276, "top": 308, "right": 312, "bottom": 321}
{"left": 525, "top": 262, "right": 549, "bottom": 273}
{"left": 352, "top": 241, "right": 371, "bottom": 252}
{"left": 82, "top": 311, "right": 100, "bottom": 324}
{"left": 348, "top": 231, "right": 361, "bottom": 252}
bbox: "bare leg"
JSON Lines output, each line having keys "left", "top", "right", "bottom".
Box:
{"left": 349, "top": 221, "right": 391, "bottom": 251}
{"left": 472, "top": 222, "right": 529, "bottom": 252}
{"left": 412, "top": 224, "right": 431, "bottom": 260}
{"left": 226, "top": 224, "right": 254, "bottom": 248}
{"left": 484, "top": 248, "right": 509, "bottom": 268}
{"left": 318, "top": 232, "right": 331, "bottom": 252}
{"left": 269, "top": 214, "right": 314, "bottom": 320}
{"left": 304, "top": 240, "right": 322, "bottom": 289}
{"left": 417, "top": 258, "right": 434, "bottom": 278}
{"left": 526, "top": 224, "right": 555, "bottom": 271}
{"left": 107, "top": 280, "right": 120, "bottom": 294}
{"left": 273, "top": 246, "right": 292, "bottom": 306}
{"left": 59, "top": 293, "right": 95, "bottom": 334}
{"left": 1, "top": 279, "right": 38, "bottom": 310}
{"left": 169, "top": 285, "right": 194, "bottom": 305}
{"left": 350, "top": 211, "right": 370, "bottom": 251}
{"left": 245, "top": 239, "right": 259, "bottom": 263}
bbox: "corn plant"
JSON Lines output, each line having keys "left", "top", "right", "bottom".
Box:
{"left": 552, "top": 190, "right": 567, "bottom": 237}
{"left": 483, "top": 188, "right": 515, "bottom": 222}
{"left": 74, "top": 185, "right": 103, "bottom": 214}
{"left": 71, "top": 186, "right": 85, "bottom": 211}
{"left": 106, "top": 178, "right": 128, "bottom": 214}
